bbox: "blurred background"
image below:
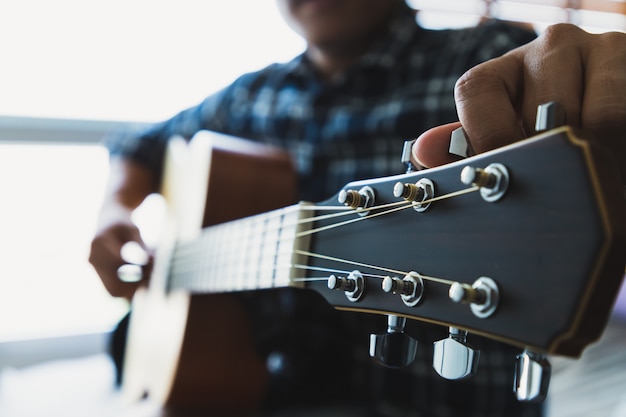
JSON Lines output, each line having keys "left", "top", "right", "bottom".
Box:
{"left": 0, "top": 0, "right": 305, "bottom": 347}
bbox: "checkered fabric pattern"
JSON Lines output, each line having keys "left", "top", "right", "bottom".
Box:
{"left": 106, "top": 5, "right": 535, "bottom": 204}
{"left": 106, "top": 4, "right": 542, "bottom": 416}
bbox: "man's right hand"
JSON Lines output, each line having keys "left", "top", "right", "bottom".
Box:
{"left": 89, "top": 159, "right": 158, "bottom": 299}
{"left": 89, "top": 204, "right": 150, "bottom": 300}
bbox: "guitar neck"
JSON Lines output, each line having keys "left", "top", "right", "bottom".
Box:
{"left": 167, "top": 202, "right": 311, "bottom": 293}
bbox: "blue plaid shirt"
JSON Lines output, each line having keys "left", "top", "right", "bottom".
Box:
{"left": 107, "top": 5, "right": 541, "bottom": 416}
{"left": 107, "top": 7, "right": 535, "bottom": 203}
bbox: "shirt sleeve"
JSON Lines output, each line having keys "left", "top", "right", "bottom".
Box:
{"left": 103, "top": 84, "right": 231, "bottom": 176}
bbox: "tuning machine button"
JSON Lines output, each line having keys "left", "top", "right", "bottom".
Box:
{"left": 433, "top": 327, "right": 480, "bottom": 380}
{"left": 327, "top": 270, "right": 365, "bottom": 302}
{"left": 449, "top": 102, "right": 564, "bottom": 157}
{"left": 393, "top": 178, "right": 434, "bottom": 212}
{"left": 401, "top": 139, "right": 418, "bottom": 173}
{"left": 369, "top": 315, "right": 418, "bottom": 368}
{"left": 514, "top": 349, "right": 552, "bottom": 402}
{"left": 382, "top": 272, "right": 424, "bottom": 307}
{"left": 338, "top": 185, "right": 375, "bottom": 216}
{"left": 535, "top": 101, "right": 565, "bottom": 132}
{"left": 449, "top": 126, "right": 475, "bottom": 158}
{"left": 449, "top": 277, "right": 499, "bottom": 318}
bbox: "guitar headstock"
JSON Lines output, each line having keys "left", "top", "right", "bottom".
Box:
{"left": 302, "top": 126, "right": 625, "bottom": 360}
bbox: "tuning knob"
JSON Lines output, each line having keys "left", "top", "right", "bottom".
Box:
{"left": 400, "top": 139, "right": 418, "bottom": 172}
{"left": 432, "top": 327, "right": 480, "bottom": 380}
{"left": 381, "top": 272, "right": 424, "bottom": 307}
{"left": 514, "top": 349, "right": 552, "bottom": 402}
{"left": 369, "top": 315, "right": 418, "bottom": 368}
{"left": 448, "top": 126, "right": 474, "bottom": 158}
{"left": 338, "top": 186, "right": 375, "bottom": 216}
{"left": 393, "top": 178, "right": 434, "bottom": 212}
{"left": 449, "top": 277, "right": 499, "bottom": 318}
{"left": 460, "top": 163, "right": 509, "bottom": 202}
{"left": 327, "top": 271, "right": 365, "bottom": 302}
{"left": 535, "top": 101, "right": 565, "bottom": 132}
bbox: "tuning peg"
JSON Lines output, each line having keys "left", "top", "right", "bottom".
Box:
{"left": 432, "top": 327, "right": 480, "bottom": 380}
{"left": 327, "top": 271, "right": 365, "bottom": 302}
{"left": 401, "top": 139, "right": 418, "bottom": 172}
{"left": 338, "top": 185, "right": 375, "bottom": 216}
{"left": 449, "top": 126, "right": 474, "bottom": 159}
{"left": 514, "top": 349, "right": 552, "bottom": 402}
{"left": 369, "top": 315, "right": 418, "bottom": 368}
{"left": 535, "top": 101, "right": 565, "bottom": 132}
{"left": 381, "top": 272, "right": 424, "bottom": 307}
{"left": 448, "top": 277, "right": 499, "bottom": 319}
{"left": 460, "top": 163, "right": 509, "bottom": 202}
{"left": 393, "top": 178, "right": 434, "bottom": 212}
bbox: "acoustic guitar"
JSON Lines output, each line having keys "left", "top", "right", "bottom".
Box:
{"left": 121, "top": 127, "right": 626, "bottom": 413}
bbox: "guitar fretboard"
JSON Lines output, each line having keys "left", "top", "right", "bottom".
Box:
{"left": 168, "top": 203, "right": 311, "bottom": 293}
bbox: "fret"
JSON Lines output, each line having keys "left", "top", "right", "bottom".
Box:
{"left": 276, "top": 209, "right": 298, "bottom": 287}
{"left": 243, "top": 215, "right": 266, "bottom": 290}
{"left": 238, "top": 217, "right": 254, "bottom": 290}
{"left": 167, "top": 203, "right": 311, "bottom": 294}
{"left": 262, "top": 212, "right": 281, "bottom": 290}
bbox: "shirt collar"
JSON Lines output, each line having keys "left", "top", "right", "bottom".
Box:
{"left": 359, "top": 4, "right": 420, "bottom": 69}
{"left": 283, "top": 3, "right": 420, "bottom": 82}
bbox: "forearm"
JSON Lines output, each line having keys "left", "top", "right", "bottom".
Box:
{"left": 98, "top": 158, "right": 159, "bottom": 220}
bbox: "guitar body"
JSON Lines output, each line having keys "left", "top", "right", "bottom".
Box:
{"left": 123, "top": 132, "right": 296, "bottom": 412}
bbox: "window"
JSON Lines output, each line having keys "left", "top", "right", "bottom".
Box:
{"left": 0, "top": 143, "right": 122, "bottom": 340}
{"left": 0, "top": 0, "right": 304, "bottom": 342}
{"left": 0, "top": 0, "right": 305, "bottom": 122}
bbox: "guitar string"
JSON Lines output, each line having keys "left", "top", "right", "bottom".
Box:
{"left": 287, "top": 186, "right": 479, "bottom": 286}
{"left": 246, "top": 185, "right": 479, "bottom": 239}
{"left": 181, "top": 185, "right": 479, "bottom": 290}
{"left": 249, "top": 261, "right": 398, "bottom": 281}
{"left": 295, "top": 185, "right": 480, "bottom": 238}
{"left": 241, "top": 185, "right": 479, "bottom": 235}
{"left": 291, "top": 250, "right": 454, "bottom": 285}
{"left": 289, "top": 264, "right": 389, "bottom": 280}
{"left": 297, "top": 201, "right": 418, "bottom": 237}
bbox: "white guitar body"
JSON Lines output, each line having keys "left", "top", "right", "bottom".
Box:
{"left": 122, "top": 131, "right": 296, "bottom": 412}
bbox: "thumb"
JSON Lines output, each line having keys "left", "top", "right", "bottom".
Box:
{"left": 412, "top": 122, "right": 463, "bottom": 168}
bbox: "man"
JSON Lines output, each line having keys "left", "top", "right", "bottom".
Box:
{"left": 90, "top": 0, "right": 626, "bottom": 415}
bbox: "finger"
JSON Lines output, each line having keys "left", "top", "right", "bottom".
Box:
{"left": 89, "top": 223, "right": 146, "bottom": 299}
{"left": 412, "top": 122, "right": 463, "bottom": 168}
{"left": 455, "top": 24, "right": 588, "bottom": 153}
{"left": 517, "top": 24, "right": 586, "bottom": 134}
{"left": 580, "top": 31, "right": 626, "bottom": 139}
{"left": 581, "top": 32, "right": 626, "bottom": 182}
{"left": 90, "top": 239, "right": 139, "bottom": 299}
{"left": 454, "top": 52, "right": 525, "bottom": 154}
